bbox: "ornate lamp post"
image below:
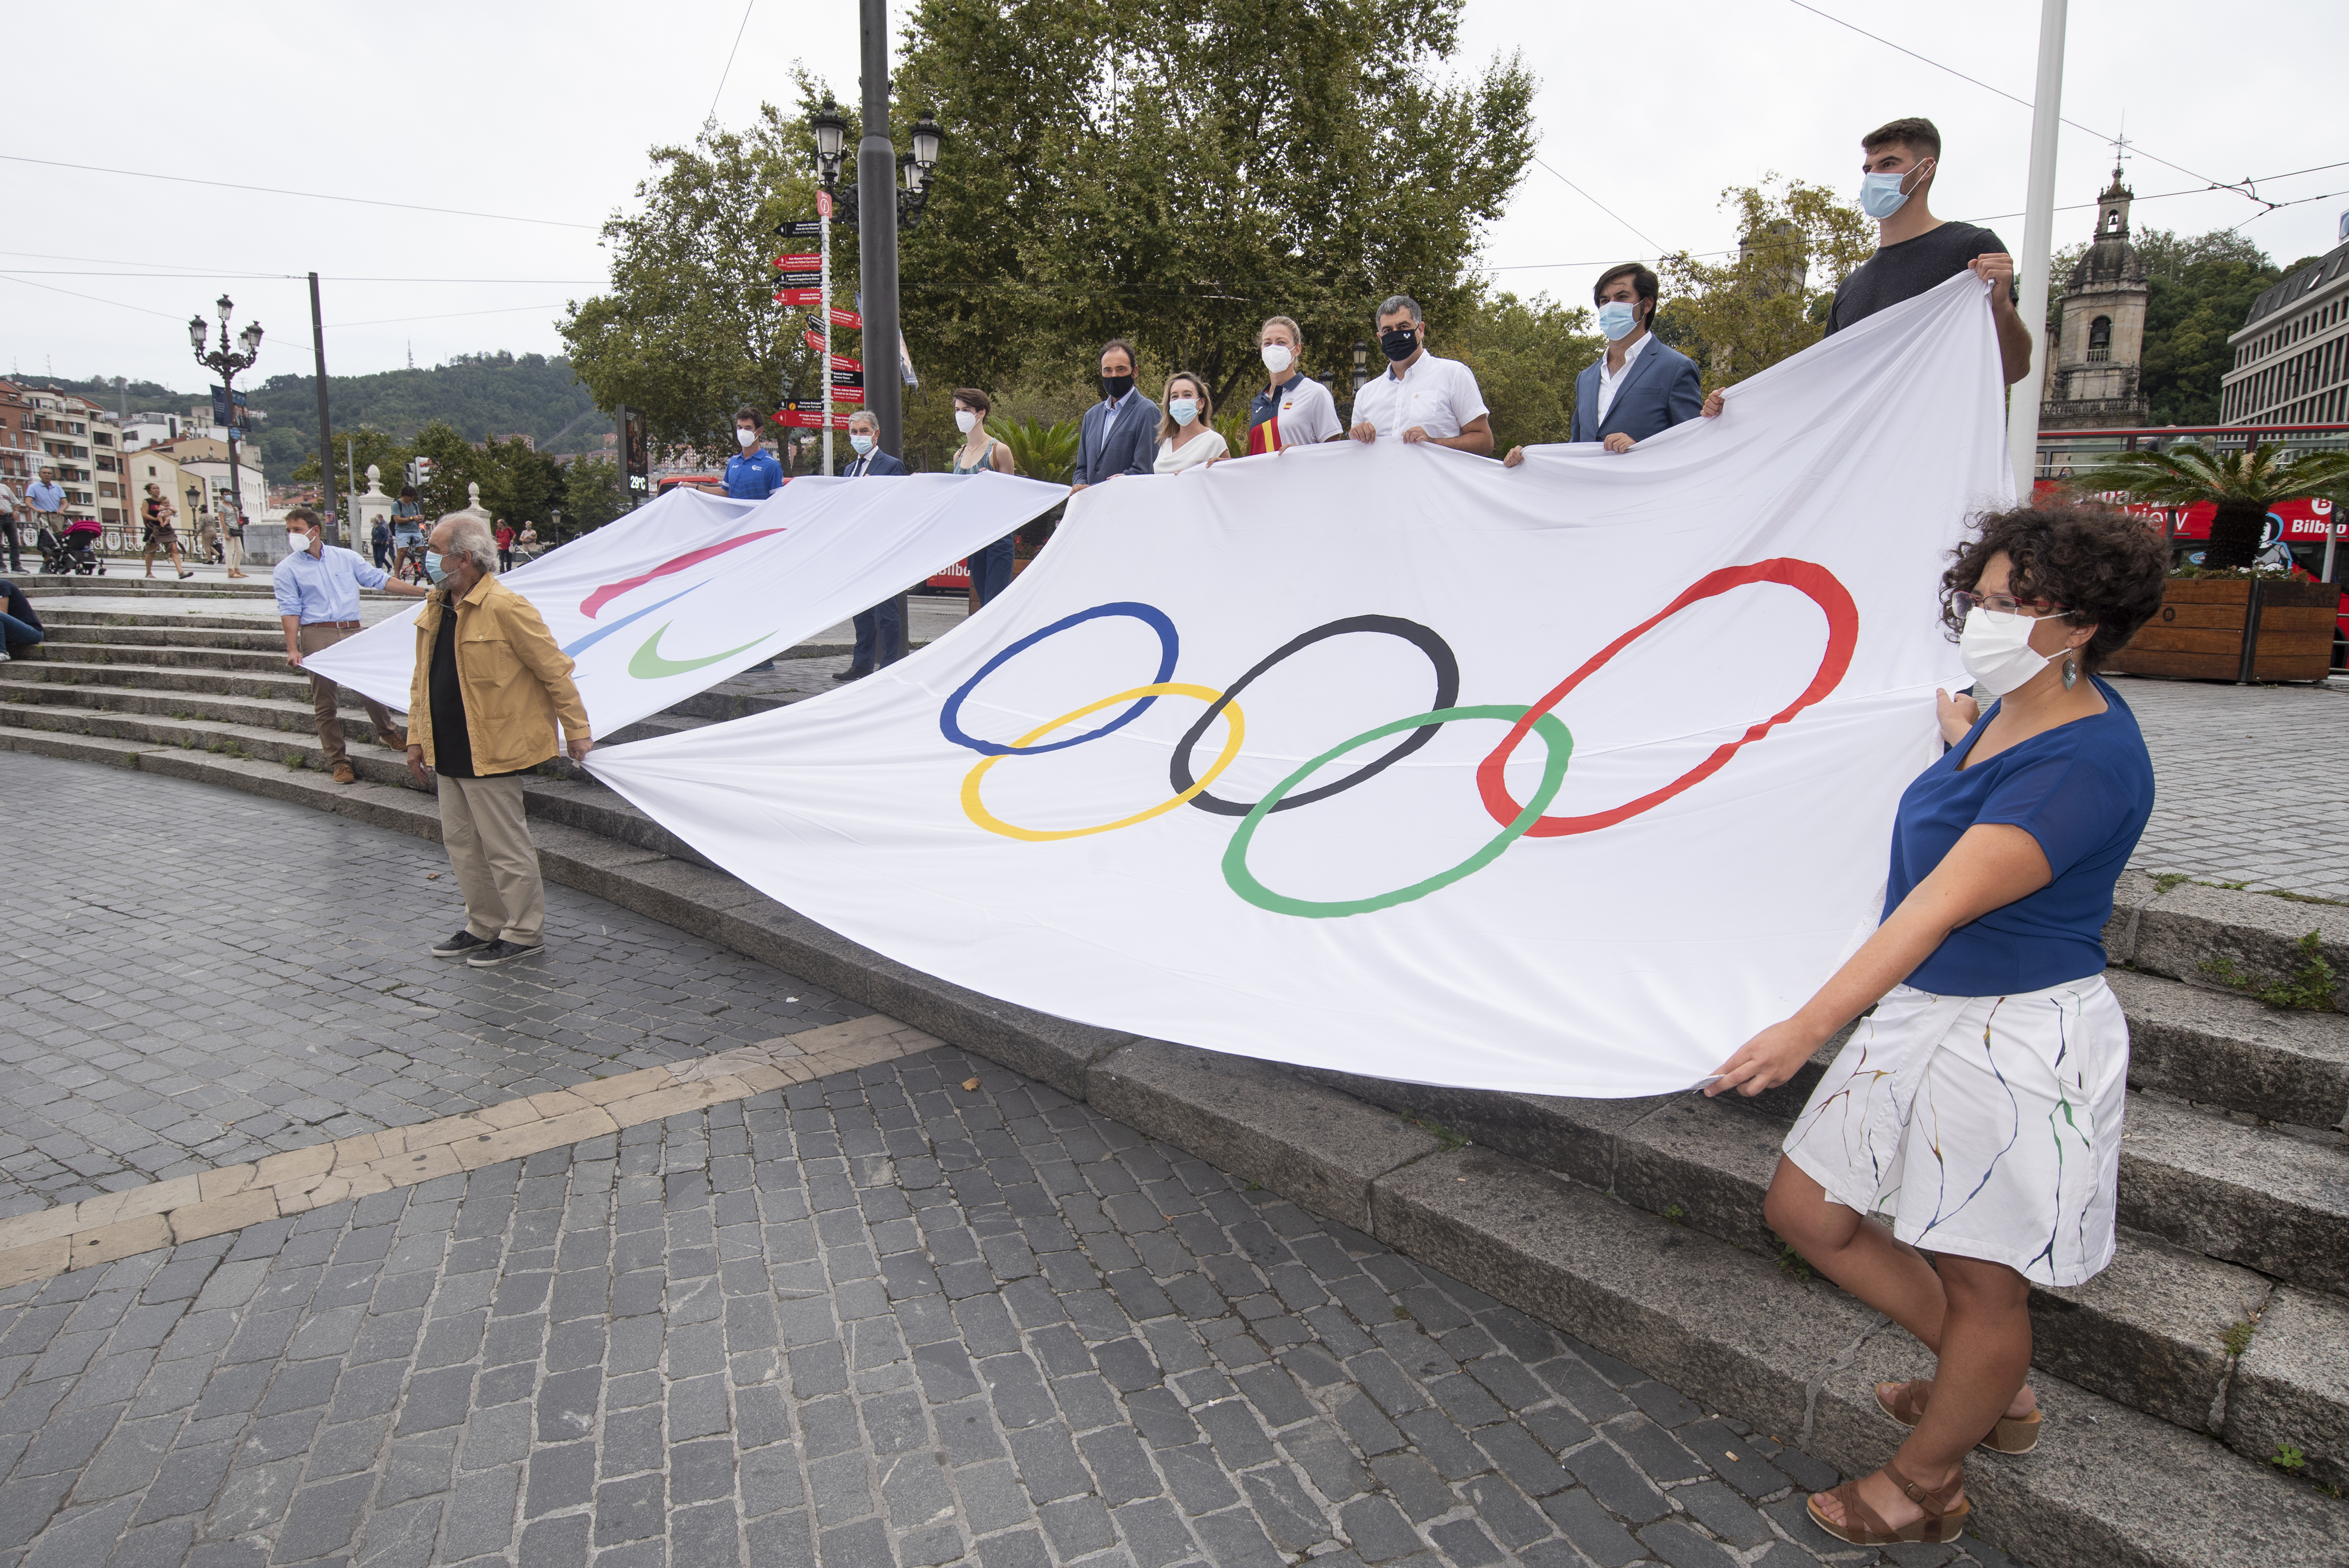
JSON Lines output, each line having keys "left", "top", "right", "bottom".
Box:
{"left": 1351, "top": 340, "right": 1370, "bottom": 402}
{"left": 189, "top": 295, "right": 262, "bottom": 553}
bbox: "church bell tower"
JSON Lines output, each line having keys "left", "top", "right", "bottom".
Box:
{"left": 2040, "top": 164, "right": 2151, "bottom": 430}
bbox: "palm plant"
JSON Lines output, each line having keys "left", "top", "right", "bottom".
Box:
{"left": 2073, "top": 441, "right": 2349, "bottom": 571}
{"left": 984, "top": 416, "right": 1081, "bottom": 484}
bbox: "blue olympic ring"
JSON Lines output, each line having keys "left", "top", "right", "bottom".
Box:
{"left": 938, "top": 602, "right": 1179, "bottom": 757}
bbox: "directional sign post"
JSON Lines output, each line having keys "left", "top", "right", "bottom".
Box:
{"left": 819, "top": 188, "right": 835, "bottom": 472}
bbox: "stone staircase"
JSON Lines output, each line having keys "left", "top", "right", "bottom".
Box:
{"left": 5, "top": 589, "right": 2345, "bottom": 1567}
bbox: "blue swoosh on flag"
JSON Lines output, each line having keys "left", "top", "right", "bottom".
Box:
{"left": 561, "top": 584, "right": 700, "bottom": 658}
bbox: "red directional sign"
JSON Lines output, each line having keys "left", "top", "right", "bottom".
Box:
{"left": 774, "top": 253, "right": 821, "bottom": 270}
{"left": 831, "top": 385, "right": 865, "bottom": 405}
{"left": 803, "top": 329, "right": 827, "bottom": 353}
{"left": 775, "top": 288, "right": 823, "bottom": 306}
{"left": 816, "top": 189, "right": 834, "bottom": 219}
{"left": 829, "top": 353, "right": 862, "bottom": 373}
{"left": 773, "top": 409, "right": 853, "bottom": 429}
{"left": 827, "top": 306, "right": 862, "bottom": 330}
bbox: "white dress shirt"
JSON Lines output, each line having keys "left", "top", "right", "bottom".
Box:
{"left": 1349, "top": 352, "right": 1489, "bottom": 441}
{"left": 1594, "top": 331, "right": 1651, "bottom": 426}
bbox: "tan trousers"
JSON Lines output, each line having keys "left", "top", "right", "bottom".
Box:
{"left": 296, "top": 622, "right": 401, "bottom": 767}
{"left": 437, "top": 772, "right": 545, "bottom": 946}
{"left": 223, "top": 530, "right": 244, "bottom": 571}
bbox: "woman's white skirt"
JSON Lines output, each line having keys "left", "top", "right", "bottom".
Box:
{"left": 1781, "top": 974, "right": 2130, "bottom": 1288}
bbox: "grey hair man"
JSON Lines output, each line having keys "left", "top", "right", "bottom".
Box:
{"left": 1347, "top": 294, "right": 1493, "bottom": 454}
{"left": 838, "top": 411, "right": 908, "bottom": 679}
{"left": 405, "top": 512, "right": 591, "bottom": 967}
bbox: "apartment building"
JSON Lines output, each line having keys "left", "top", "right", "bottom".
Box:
{"left": 2221, "top": 222, "right": 2349, "bottom": 428}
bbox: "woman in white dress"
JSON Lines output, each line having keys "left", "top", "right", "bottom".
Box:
{"left": 1151, "top": 374, "right": 1226, "bottom": 474}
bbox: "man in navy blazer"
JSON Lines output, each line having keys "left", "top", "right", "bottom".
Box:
{"left": 1071, "top": 339, "right": 1159, "bottom": 490}
{"left": 1505, "top": 263, "right": 1719, "bottom": 468}
{"left": 837, "top": 410, "right": 908, "bottom": 681}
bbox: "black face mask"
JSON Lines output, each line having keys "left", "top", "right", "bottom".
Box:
{"left": 1101, "top": 372, "right": 1135, "bottom": 400}
{"left": 1378, "top": 324, "right": 1419, "bottom": 362}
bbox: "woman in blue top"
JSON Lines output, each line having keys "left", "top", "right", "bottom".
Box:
{"left": 1706, "top": 503, "right": 2169, "bottom": 1547}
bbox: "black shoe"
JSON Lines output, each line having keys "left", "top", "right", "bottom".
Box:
{"left": 833, "top": 666, "right": 870, "bottom": 682}
{"left": 430, "top": 930, "right": 490, "bottom": 958}
{"left": 467, "top": 939, "right": 545, "bottom": 967}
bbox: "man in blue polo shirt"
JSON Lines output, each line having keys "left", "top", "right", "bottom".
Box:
{"left": 276, "top": 505, "right": 429, "bottom": 784}
{"left": 725, "top": 407, "right": 786, "bottom": 501}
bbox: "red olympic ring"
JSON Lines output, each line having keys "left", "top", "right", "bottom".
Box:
{"left": 1475, "top": 558, "right": 1858, "bottom": 838}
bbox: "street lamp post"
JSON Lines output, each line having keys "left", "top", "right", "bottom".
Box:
{"left": 189, "top": 295, "right": 263, "bottom": 558}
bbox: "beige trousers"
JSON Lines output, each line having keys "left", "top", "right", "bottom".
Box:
{"left": 296, "top": 622, "right": 401, "bottom": 768}
{"left": 223, "top": 530, "right": 244, "bottom": 571}
{"left": 436, "top": 772, "right": 545, "bottom": 946}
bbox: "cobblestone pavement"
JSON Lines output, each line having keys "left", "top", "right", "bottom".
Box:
{"left": 0, "top": 1053, "right": 2028, "bottom": 1568}
{"left": 0, "top": 750, "right": 859, "bottom": 1216}
{"left": 2112, "top": 674, "right": 2349, "bottom": 900}
{"left": 0, "top": 752, "right": 2042, "bottom": 1568}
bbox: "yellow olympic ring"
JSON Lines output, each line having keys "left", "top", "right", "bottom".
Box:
{"left": 962, "top": 683, "right": 1245, "bottom": 842}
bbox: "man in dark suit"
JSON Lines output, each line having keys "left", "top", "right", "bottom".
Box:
{"left": 1505, "top": 263, "right": 1717, "bottom": 468}
{"left": 837, "top": 410, "right": 909, "bottom": 681}
{"left": 1071, "top": 339, "right": 1159, "bottom": 491}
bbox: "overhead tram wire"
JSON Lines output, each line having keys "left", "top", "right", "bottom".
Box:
{"left": 1780, "top": 0, "right": 2273, "bottom": 206}
{"left": 1530, "top": 158, "right": 1665, "bottom": 254}
{"left": 0, "top": 153, "right": 598, "bottom": 229}
{"left": 706, "top": 0, "right": 757, "bottom": 127}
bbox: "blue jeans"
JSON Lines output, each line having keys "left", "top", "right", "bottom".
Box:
{"left": 849, "top": 597, "right": 903, "bottom": 673}
{"left": 0, "top": 611, "right": 41, "bottom": 648}
{"left": 971, "top": 534, "right": 1018, "bottom": 606}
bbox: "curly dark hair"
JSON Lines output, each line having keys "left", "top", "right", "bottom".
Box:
{"left": 1940, "top": 503, "right": 2170, "bottom": 671}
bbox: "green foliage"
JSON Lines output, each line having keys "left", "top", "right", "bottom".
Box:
{"left": 288, "top": 426, "right": 413, "bottom": 491}
{"left": 880, "top": 0, "right": 1537, "bottom": 417}
{"left": 246, "top": 353, "right": 602, "bottom": 471}
{"left": 2222, "top": 1319, "right": 2258, "bottom": 1358}
{"left": 984, "top": 417, "right": 1080, "bottom": 484}
{"left": 561, "top": 457, "right": 633, "bottom": 538}
{"left": 1776, "top": 1243, "right": 1812, "bottom": 1281}
{"left": 2199, "top": 931, "right": 2338, "bottom": 1012}
{"left": 402, "top": 421, "right": 569, "bottom": 528}
{"left": 2272, "top": 1443, "right": 2307, "bottom": 1473}
{"left": 559, "top": 110, "right": 826, "bottom": 462}
{"left": 1400, "top": 1113, "right": 1469, "bottom": 1152}
{"left": 1659, "top": 178, "right": 1875, "bottom": 389}
{"left": 1448, "top": 287, "right": 1603, "bottom": 449}
{"left": 1662, "top": 1203, "right": 1687, "bottom": 1226}
{"left": 2153, "top": 872, "right": 2191, "bottom": 894}
{"left": 2047, "top": 228, "right": 2285, "bottom": 427}
{"left": 2074, "top": 442, "right": 2349, "bottom": 568}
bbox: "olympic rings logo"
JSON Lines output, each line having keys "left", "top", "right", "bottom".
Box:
{"left": 937, "top": 561, "right": 1859, "bottom": 919}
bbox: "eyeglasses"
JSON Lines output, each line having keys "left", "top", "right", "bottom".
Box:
{"left": 1953, "top": 590, "right": 2068, "bottom": 622}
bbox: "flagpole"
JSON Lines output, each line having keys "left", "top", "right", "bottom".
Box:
{"left": 2007, "top": 0, "right": 2067, "bottom": 499}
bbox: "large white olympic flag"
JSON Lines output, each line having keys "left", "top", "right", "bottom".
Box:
{"left": 301, "top": 474, "right": 1067, "bottom": 736}
{"left": 589, "top": 273, "right": 2009, "bottom": 1097}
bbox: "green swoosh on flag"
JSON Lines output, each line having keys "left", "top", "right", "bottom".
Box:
{"left": 627, "top": 623, "right": 774, "bottom": 679}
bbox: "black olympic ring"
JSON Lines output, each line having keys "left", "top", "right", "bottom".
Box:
{"left": 1168, "top": 614, "right": 1461, "bottom": 817}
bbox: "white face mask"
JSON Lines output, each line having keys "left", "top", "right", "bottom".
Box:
{"left": 850, "top": 433, "right": 874, "bottom": 455}
{"left": 288, "top": 531, "right": 310, "bottom": 553}
{"left": 735, "top": 427, "right": 758, "bottom": 448}
{"left": 954, "top": 410, "right": 979, "bottom": 434}
{"left": 1958, "top": 607, "right": 2059, "bottom": 697}
{"left": 1261, "top": 343, "right": 1294, "bottom": 376}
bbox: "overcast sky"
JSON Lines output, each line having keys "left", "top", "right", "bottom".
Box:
{"left": 6, "top": 0, "right": 2342, "bottom": 402}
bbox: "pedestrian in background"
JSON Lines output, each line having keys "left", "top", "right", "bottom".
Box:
{"left": 1153, "top": 374, "right": 1227, "bottom": 474}
{"left": 372, "top": 515, "right": 392, "bottom": 569}
{"left": 515, "top": 522, "right": 539, "bottom": 563}
{"left": 407, "top": 513, "right": 592, "bottom": 968}
{"left": 0, "top": 478, "right": 19, "bottom": 574}
{"left": 726, "top": 406, "right": 786, "bottom": 501}
{"left": 836, "top": 409, "right": 909, "bottom": 681}
{"left": 140, "top": 483, "right": 194, "bottom": 580}
{"left": 222, "top": 505, "right": 249, "bottom": 579}
{"left": 277, "top": 505, "right": 428, "bottom": 785}
{"left": 0, "top": 576, "right": 42, "bottom": 662}
{"left": 1348, "top": 297, "right": 1492, "bottom": 454}
{"left": 1232, "top": 317, "right": 1342, "bottom": 457}
{"left": 495, "top": 520, "right": 515, "bottom": 572}
{"left": 1071, "top": 339, "right": 1158, "bottom": 491}
{"left": 25, "top": 468, "right": 66, "bottom": 551}
{"left": 1706, "top": 505, "right": 2167, "bottom": 1547}
{"left": 391, "top": 487, "right": 426, "bottom": 581}
{"left": 949, "top": 389, "right": 1018, "bottom": 608}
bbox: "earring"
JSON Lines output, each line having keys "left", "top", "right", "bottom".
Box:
{"left": 2061, "top": 653, "right": 2079, "bottom": 690}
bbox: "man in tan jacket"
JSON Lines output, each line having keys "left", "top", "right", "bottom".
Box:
{"left": 405, "top": 514, "right": 591, "bottom": 966}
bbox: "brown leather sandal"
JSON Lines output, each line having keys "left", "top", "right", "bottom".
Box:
{"left": 1876, "top": 1377, "right": 2043, "bottom": 1455}
{"left": 1807, "top": 1459, "right": 1971, "bottom": 1545}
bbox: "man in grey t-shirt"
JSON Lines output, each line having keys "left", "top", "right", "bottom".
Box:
{"left": 1822, "top": 117, "right": 2033, "bottom": 385}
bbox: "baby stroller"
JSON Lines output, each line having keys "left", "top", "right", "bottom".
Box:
{"left": 38, "top": 520, "right": 106, "bottom": 576}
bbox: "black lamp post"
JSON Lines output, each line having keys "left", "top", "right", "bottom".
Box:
{"left": 1351, "top": 340, "right": 1370, "bottom": 400}
{"left": 189, "top": 295, "right": 262, "bottom": 552}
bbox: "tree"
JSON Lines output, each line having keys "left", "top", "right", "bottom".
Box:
{"left": 2074, "top": 441, "right": 2349, "bottom": 569}
{"left": 876, "top": 0, "right": 1537, "bottom": 418}
{"left": 1446, "top": 288, "right": 1602, "bottom": 450}
{"left": 559, "top": 110, "right": 827, "bottom": 461}
{"left": 1657, "top": 179, "right": 1874, "bottom": 389}
{"left": 561, "top": 457, "right": 632, "bottom": 538}
{"left": 288, "top": 427, "right": 413, "bottom": 493}
{"left": 2045, "top": 228, "right": 2287, "bottom": 427}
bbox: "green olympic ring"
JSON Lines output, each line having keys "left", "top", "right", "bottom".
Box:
{"left": 1222, "top": 704, "right": 1574, "bottom": 919}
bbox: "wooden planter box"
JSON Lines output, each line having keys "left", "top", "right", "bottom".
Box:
{"left": 2108, "top": 577, "right": 2342, "bottom": 683}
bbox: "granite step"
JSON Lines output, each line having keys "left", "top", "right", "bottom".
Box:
{"left": 2, "top": 724, "right": 2341, "bottom": 1564}
{"left": 2107, "top": 968, "right": 2349, "bottom": 1131}
{"left": 0, "top": 673, "right": 379, "bottom": 732}
{"left": 21, "top": 640, "right": 305, "bottom": 674}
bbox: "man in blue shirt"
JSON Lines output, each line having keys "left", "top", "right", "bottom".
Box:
{"left": 25, "top": 469, "right": 66, "bottom": 544}
{"left": 275, "top": 505, "right": 429, "bottom": 783}
{"left": 725, "top": 407, "right": 786, "bottom": 501}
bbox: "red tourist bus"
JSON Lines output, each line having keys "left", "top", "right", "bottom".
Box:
{"left": 2035, "top": 423, "right": 2348, "bottom": 672}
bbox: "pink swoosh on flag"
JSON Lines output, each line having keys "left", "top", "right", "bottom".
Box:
{"left": 578, "top": 529, "right": 786, "bottom": 619}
